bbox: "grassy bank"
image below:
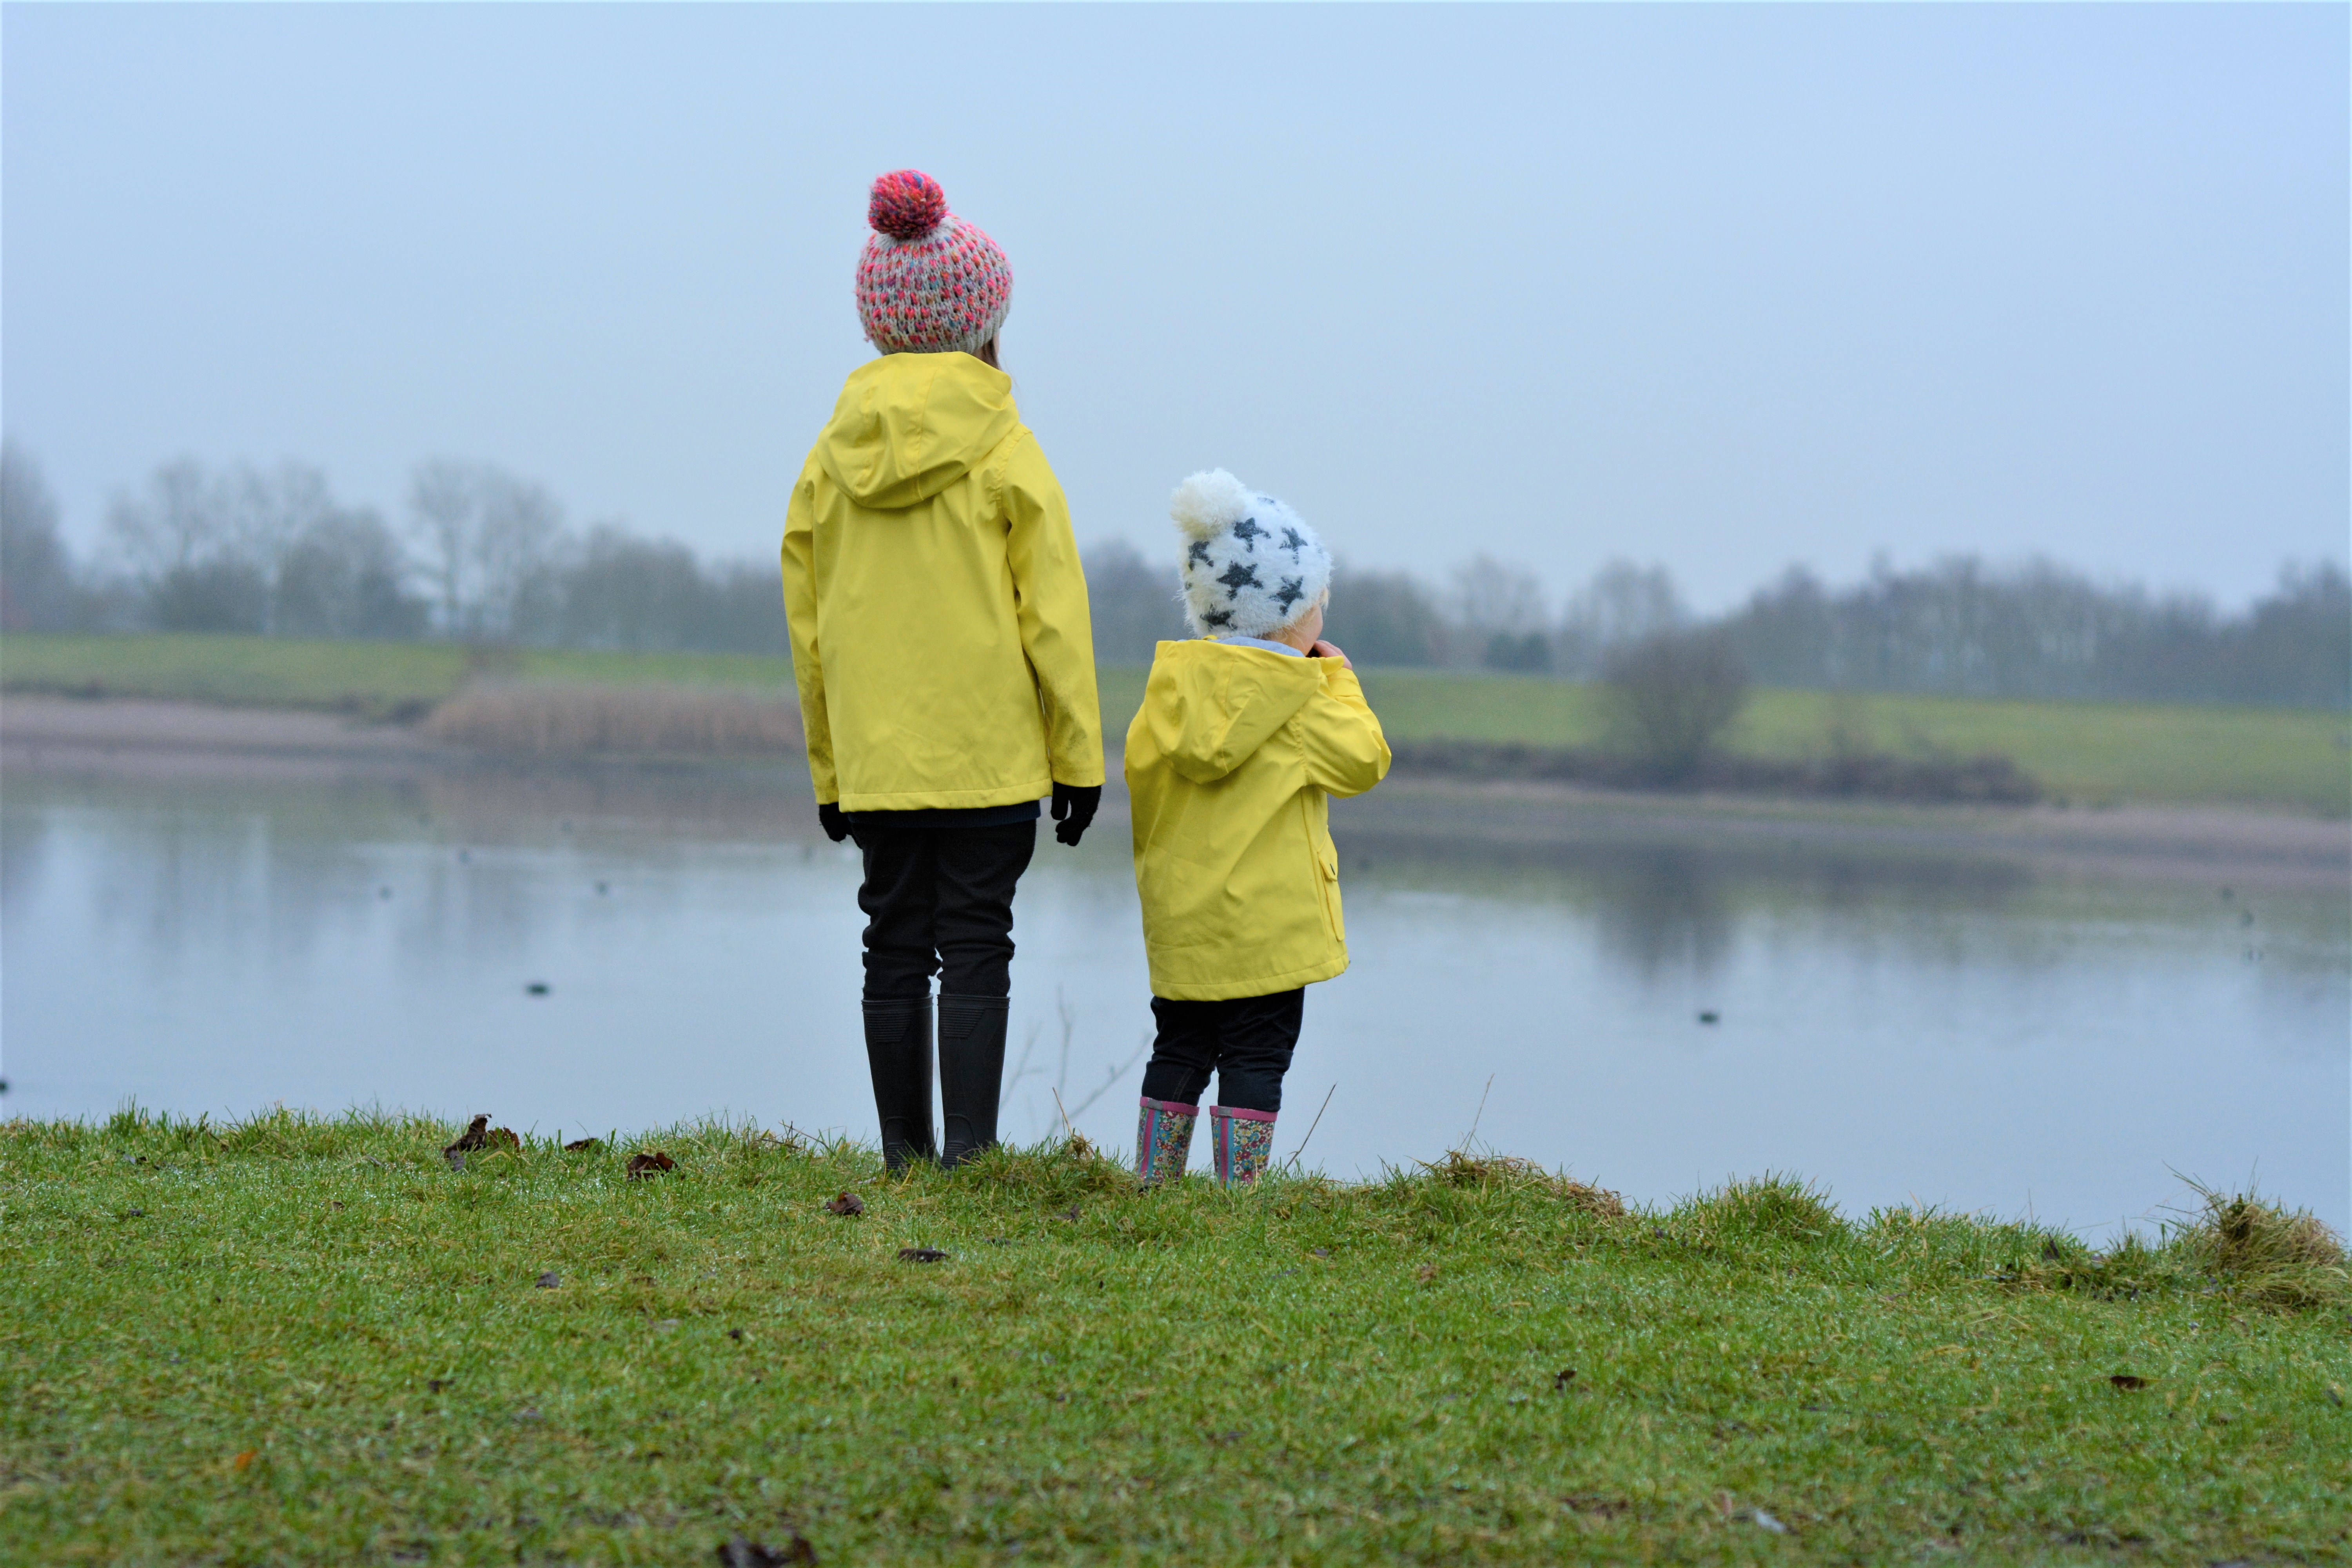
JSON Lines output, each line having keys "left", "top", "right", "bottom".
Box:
{"left": 0, "top": 634, "right": 798, "bottom": 720}
{"left": 4, "top": 1111, "right": 2346, "bottom": 1566}
{"left": 6, "top": 633, "right": 2347, "bottom": 812}
{"left": 1102, "top": 667, "right": 2351, "bottom": 815}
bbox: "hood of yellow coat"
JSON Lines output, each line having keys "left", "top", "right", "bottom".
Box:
{"left": 812, "top": 353, "right": 1021, "bottom": 510}
{"left": 1138, "top": 640, "right": 1326, "bottom": 784}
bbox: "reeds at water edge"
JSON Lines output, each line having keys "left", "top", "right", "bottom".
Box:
{"left": 421, "top": 681, "right": 802, "bottom": 757}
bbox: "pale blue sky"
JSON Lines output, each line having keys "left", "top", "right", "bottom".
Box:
{"left": 4, "top": 3, "right": 2344, "bottom": 610}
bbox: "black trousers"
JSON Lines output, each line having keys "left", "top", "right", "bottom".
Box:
{"left": 851, "top": 820, "right": 1036, "bottom": 1000}
{"left": 1139, "top": 989, "right": 1304, "bottom": 1114}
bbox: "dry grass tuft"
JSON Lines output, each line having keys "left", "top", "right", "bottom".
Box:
{"left": 1422, "top": 1149, "right": 1627, "bottom": 1218}
{"left": 2170, "top": 1183, "right": 2349, "bottom": 1310}
{"left": 422, "top": 681, "right": 800, "bottom": 756}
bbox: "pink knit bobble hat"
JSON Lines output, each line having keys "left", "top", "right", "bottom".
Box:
{"left": 854, "top": 170, "right": 1013, "bottom": 357}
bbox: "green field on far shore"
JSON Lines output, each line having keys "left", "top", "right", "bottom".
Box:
{"left": 5, "top": 632, "right": 2346, "bottom": 813}
{"left": 4, "top": 1110, "right": 2345, "bottom": 1566}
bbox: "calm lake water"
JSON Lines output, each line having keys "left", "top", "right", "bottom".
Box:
{"left": 4, "top": 763, "right": 2345, "bottom": 1239}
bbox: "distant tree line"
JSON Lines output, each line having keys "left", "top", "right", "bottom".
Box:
{"left": 0, "top": 443, "right": 786, "bottom": 655}
{"left": 4, "top": 441, "right": 2344, "bottom": 709}
{"left": 1086, "top": 541, "right": 2348, "bottom": 711}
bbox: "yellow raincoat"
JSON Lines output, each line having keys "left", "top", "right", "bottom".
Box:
{"left": 781, "top": 353, "right": 1103, "bottom": 810}
{"left": 1125, "top": 640, "right": 1391, "bottom": 1000}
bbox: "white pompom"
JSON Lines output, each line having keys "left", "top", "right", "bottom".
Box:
{"left": 1169, "top": 469, "right": 1252, "bottom": 541}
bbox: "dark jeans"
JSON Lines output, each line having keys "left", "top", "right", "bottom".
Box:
{"left": 1139, "top": 989, "right": 1304, "bottom": 1114}
{"left": 851, "top": 819, "right": 1036, "bottom": 1000}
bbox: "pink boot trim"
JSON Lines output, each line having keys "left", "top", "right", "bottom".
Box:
{"left": 1208, "top": 1105, "right": 1278, "bottom": 1187}
{"left": 1135, "top": 1096, "right": 1200, "bottom": 1186}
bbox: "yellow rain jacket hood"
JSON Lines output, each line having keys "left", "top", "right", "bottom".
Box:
{"left": 1125, "top": 640, "right": 1390, "bottom": 1001}
{"left": 782, "top": 353, "right": 1103, "bottom": 810}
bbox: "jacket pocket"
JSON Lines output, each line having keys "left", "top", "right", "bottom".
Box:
{"left": 1314, "top": 841, "right": 1344, "bottom": 944}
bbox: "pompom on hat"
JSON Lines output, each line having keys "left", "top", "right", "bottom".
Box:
{"left": 1170, "top": 470, "right": 1334, "bottom": 639}
{"left": 854, "top": 170, "right": 1013, "bottom": 357}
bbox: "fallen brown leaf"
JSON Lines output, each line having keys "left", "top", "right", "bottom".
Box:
{"left": 232, "top": 1448, "right": 256, "bottom": 1472}
{"left": 564, "top": 1137, "right": 603, "bottom": 1153}
{"left": 716, "top": 1532, "right": 817, "bottom": 1567}
{"left": 2109, "top": 1374, "right": 2150, "bottom": 1391}
{"left": 1416, "top": 1263, "right": 1439, "bottom": 1283}
{"left": 626, "top": 1151, "right": 677, "bottom": 1180}
{"left": 898, "top": 1247, "right": 947, "bottom": 1264}
{"left": 486, "top": 1127, "right": 521, "bottom": 1151}
{"left": 1553, "top": 1368, "right": 1577, "bottom": 1391}
{"left": 445, "top": 1114, "right": 490, "bottom": 1155}
{"left": 824, "top": 1191, "right": 864, "bottom": 1216}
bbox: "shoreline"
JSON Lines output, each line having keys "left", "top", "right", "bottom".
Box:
{"left": 5, "top": 693, "right": 2345, "bottom": 891}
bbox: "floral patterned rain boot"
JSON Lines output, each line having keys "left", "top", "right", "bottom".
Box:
{"left": 1134, "top": 1097, "right": 1199, "bottom": 1186}
{"left": 1209, "top": 1105, "right": 1277, "bottom": 1188}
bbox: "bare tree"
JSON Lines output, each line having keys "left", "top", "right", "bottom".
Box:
{"left": 275, "top": 508, "right": 429, "bottom": 640}
{"left": 1560, "top": 560, "right": 1686, "bottom": 674}
{"left": 471, "top": 471, "right": 564, "bottom": 638}
{"left": 1, "top": 441, "right": 78, "bottom": 630}
{"left": 1601, "top": 628, "right": 1749, "bottom": 782}
{"left": 405, "top": 461, "right": 565, "bottom": 639}
{"left": 107, "top": 459, "right": 234, "bottom": 578}
{"left": 230, "top": 462, "right": 339, "bottom": 576}
{"left": 407, "top": 460, "right": 479, "bottom": 634}
{"left": 1451, "top": 555, "right": 1552, "bottom": 672}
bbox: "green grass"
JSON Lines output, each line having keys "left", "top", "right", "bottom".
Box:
{"left": 0, "top": 634, "right": 799, "bottom": 720}
{"left": 6, "top": 633, "right": 2346, "bottom": 812}
{"left": 1105, "top": 666, "right": 2350, "bottom": 814}
{"left": 5, "top": 1111, "right": 2347, "bottom": 1566}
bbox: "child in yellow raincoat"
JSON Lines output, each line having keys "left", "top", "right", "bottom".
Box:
{"left": 1125, "top": 470, "right": 1390, "bottom": 1187}
{"left": 782, "top": 171, "right": 1102, "bottom": 1171}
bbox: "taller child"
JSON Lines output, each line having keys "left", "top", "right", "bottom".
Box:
{"left": 781, "top": 171, "right": 1103, "bottom": 1170}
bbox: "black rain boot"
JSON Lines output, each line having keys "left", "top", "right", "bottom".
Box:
{"left": 936, "top": 993, "right": 1009, "bottom": 1170}
{"left": 862, "top": 995, "right": 936, "bottom": 1171}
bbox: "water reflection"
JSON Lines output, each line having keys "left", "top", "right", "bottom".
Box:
{"left": 4, "top": 763, "right": 2344, "bottom": 1238}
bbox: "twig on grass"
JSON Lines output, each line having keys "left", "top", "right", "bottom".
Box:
{"left": 1459, "top": 1074, "right": 1495, "bottom": 1151}
{"left": 1051, "top": 985, "right": 1074, "bottom": 1103}
{"left": 1281, "top": 1083, "right": 1337, "bottom": 1176}
{"left": 1061, "top": 1032, "right": 1151, "bottom": 1122}
{"left": 1002, "top": 1021, "right": 1044, "bottom": 1111}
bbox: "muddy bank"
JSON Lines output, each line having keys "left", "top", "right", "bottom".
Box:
{"left": 5, "top": 694, "right": 2343, "bottom": 891}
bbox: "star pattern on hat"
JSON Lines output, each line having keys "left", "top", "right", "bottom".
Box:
{"left": 1168, "top": 470, "right": 1330, "bottom": 641}
{"left": 1217, "top": 561, "right": 1263, "bottom": 598}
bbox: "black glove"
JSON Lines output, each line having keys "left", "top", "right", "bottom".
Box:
{"left": 1050, "top": 782, "right": 1102, "bottom": 847}
{"left": 817, "top": 802, "right": 850, "bottom": 844}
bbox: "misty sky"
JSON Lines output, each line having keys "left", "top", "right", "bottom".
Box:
{"left": 4, "top": 3, "right": 2344, "bottom": 612}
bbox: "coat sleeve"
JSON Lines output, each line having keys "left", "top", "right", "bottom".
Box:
{"left": 1299, "top": 663, "right": 1391, "bottom": 799}
{"left": 778, "top": 461, "right": 838, "bottom": 804}
{"left": 1000, "top": 432, "right": 1106, "bottom": 787}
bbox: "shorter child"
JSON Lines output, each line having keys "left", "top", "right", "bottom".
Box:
{"left": 1125, "top": 470, "right": 1391, "bottom": 1187}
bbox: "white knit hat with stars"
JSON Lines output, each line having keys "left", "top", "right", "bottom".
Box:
{"left": 1169, "top": 470, "right": 1334, "bottom": 639}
